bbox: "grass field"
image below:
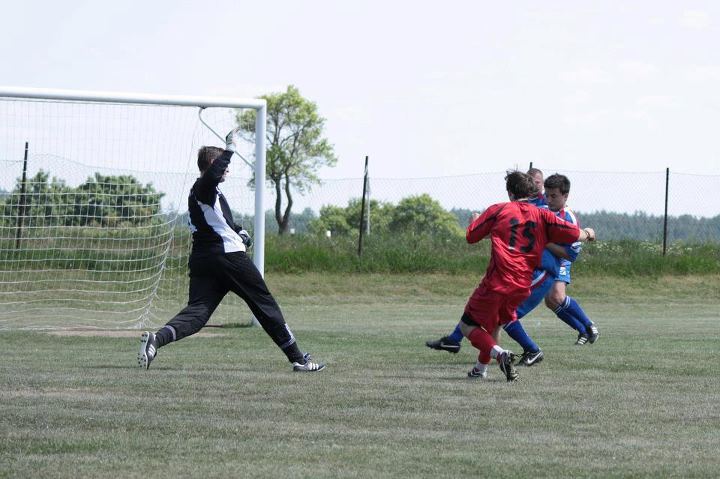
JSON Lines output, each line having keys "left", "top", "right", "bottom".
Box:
{"left": 1, "top": 274, "right": 719, "bottom": 478}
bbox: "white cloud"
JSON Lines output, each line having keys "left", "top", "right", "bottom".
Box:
{"left": 635, "top": 95, "right": 681, "bottom": 109}
{"left": 618, "top": 61, "right": 659, "bottom": 82}
{"left": 680, "top": 10, "right": 711, "bottom": 30}
{"left": 558, "top": 67, "right": 613, "bottom": 85}
{"left": 684, "top": 65, "right": 720, "bottom": 83}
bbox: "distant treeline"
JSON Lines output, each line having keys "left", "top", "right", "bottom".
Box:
{"left": 451, "top": 209, "right": 719, "bottom": 243}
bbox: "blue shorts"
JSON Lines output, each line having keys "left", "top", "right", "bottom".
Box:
{"left": 557, "top": 263, "right": 572, "bottom": 284}
{"left": 516, "top": 274, "right": 555, "bottom": 319}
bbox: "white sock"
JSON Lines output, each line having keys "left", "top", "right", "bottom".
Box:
{"left": 490, "top": 345, "right": 504, "bottom": 359}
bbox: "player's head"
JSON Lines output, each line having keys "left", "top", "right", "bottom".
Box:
{"left": 544, "top": 173, "right": 570, "bottom": 211}
{"left": 527, "top": 167, "right": 544, "bottom": 193}
{"left": 505, "top": 170, "right": 538, "bottom": 200}
{"left": 197, "top": 146, "right": 228, "bottom": 181}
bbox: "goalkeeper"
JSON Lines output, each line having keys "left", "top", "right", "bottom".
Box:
{"left": 138, "top": 128, "right": 325, "bottom": 372}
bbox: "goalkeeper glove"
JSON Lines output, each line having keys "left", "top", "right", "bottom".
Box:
{"left": 225, "top": 127, "right": 242, "bottom": 152}
{"left": 237, "top": 229, "right": 253, "bottom": 248}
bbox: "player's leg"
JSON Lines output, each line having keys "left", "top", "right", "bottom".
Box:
{"left": 468, "top": 326, "right": 503, "bottom": 378}
{"left": 503, "top": 275, "right": 553, "bottom": 365}
{"left": 544, "top": 280, "right": 589, "bottom": 343}
{"left": 545, "top": 275, "right": 599, "bottom": 344}
{"left": 425, "top": 322, "right": 463, "bottom": 353}
{"left": 221, "top": 252, "right": 325, "bottom": 371}
{"left": 462, "top": 289, "right": 519, "bottom": 381}
{"left": 138, "top": 270, "right": 226, "bottom": 369}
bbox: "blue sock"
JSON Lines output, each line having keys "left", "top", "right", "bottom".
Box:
{"left": 565, "top": 296, "right": 593, "bottom": 329}
{"left": 447, "top": 323, "right": 464, "bottom": 344}
{"left": 503, "top": 320, "right": 540, "bottom": 353}
{"left": 553, "top": 297, "right": 586, "bottom": 333}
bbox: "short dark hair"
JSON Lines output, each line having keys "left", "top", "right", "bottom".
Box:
{"left": 505, "top": 170, "right": 538, "bottom": 199}
{"left": 544, "top": 173, "right": 570, "bottom": 195}
{"left": 527, "top": 167, "right": 543, "bottom": 178}
{"left": 197, "top": 146, "right": 225, "bottom": 172}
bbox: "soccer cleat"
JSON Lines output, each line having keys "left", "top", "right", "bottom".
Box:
{"left": 498, "top": 351, "right": 519, "bottom": 382}
{"left": 575, "top": 334, "right": 589, "bottom": 346}
{"left": 293, "top": 358, "right": 326, "bottom": 372}
{"left": 587, "top": 324, "right": 600, "bottom": 344}
{"left": 138, "top": 331, "right": 158, "bottom": 370}
{"left": 425, "top": 336, "right": 461, "bottom": 354}
{"left": 518, "top": 349, "right": 544, "bottom": 367}
{"left": 467, "top": 366, "right": 488, "bottom": 379}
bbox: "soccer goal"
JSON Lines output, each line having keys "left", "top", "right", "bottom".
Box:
{"left": 0, "top": 87, "right": 266, "bottom": 330}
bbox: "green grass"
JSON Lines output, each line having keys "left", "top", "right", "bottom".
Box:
{"left": 263, "top": 235, "right": 720, "bottom": 275}
{"left": 1, "top": 274, "right": 719, "bottom": 478}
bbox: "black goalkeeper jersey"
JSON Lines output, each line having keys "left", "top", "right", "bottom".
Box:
{"left": 187, "top": 150, "right": 245, "bottom": 259}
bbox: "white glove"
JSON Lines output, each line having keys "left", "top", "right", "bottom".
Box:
{"left": 225, "top": 127, "right": 242, "bottom": 152}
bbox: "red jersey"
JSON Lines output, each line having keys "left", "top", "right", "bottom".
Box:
{"left": 467, "top": 200, "right": 580, "bottom": 294}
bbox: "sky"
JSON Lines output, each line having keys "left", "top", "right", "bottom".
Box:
{"left": 1, "top": 0, "right": 719, "bottom": 183}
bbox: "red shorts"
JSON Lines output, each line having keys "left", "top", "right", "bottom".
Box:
{"left": 463, "top": 285, "right": 530, "bottom": 333}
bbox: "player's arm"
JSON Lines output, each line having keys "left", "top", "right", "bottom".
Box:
{"left": 544, "top": 209, "right": 595, "bottom": 244}
{"left": 545, "top": 242, "right": 570, "bottom": 260}
{"left": 466, "top": 205, "right": 499, "bottom": 244}
{"left": 577, "top": 227, "right": 596, "bottom": 242}
{"left": 195, "top": 128, "right": 239, "bottom": 195}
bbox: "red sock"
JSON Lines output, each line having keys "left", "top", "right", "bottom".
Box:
{"left": 467, "top": 327, "right": 496, "bottom": 359}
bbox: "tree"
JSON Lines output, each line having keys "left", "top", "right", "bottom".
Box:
{"left": 389, "top": 194, "right": 464, "bottom": 238}
{"left": 309, "top": 198, "right": 395, "bottom": 237}
{"left": 237, "top": 85, "right": 337, "bottom": 235}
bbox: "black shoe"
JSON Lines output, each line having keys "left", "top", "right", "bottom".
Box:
{"left": 519, "top": 349, "right": 544, "bottom": 367}
{"left": 575, "top": 334, "right": 589, "bottom": 346}
{"left": 425, "top": 336, "right": 461, "bottom": 353}
{"left": 138, "top": 331, "right": 158, "bottom": 370}
{"left": 498, "top": 351, "right": 519, "bottom": 382}
{"left": 587, "top": 324, "right": 600, "bottom": 344}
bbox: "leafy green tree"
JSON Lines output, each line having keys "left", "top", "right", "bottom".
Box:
{"left": 74, "top": 173, "right": 164, "bottom": 227}
{"left": 236, "top": 85, "right": 337, "bottom": 235}
{"left": 0, "top": 171, "right": 163, "bottom": 228}
{"left": 309, "top": 198, "right": 395, "bottom": 236}
{"left": 389, "top": 194, "right": 464, "bottom": 238}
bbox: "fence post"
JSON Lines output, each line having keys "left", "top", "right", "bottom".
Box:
{"left": 662, "top": 167, "right": 669, "bottom": 256}
{"left": 358, "top": 156, "right": 369, "bottom": 256}
{"left": 15, "top": 142, "right": 29, "bottom": 249}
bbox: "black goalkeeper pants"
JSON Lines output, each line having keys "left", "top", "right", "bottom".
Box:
{"left": 163, "top": 251, "right": 298, "bottom": 356}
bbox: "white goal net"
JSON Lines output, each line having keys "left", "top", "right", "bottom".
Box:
{"left": 0, "top": 88, "right": 266, "bottom": 330}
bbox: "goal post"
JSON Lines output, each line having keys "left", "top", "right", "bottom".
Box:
{"left": 0, "top": 86, "right": 267, "bottom": 329}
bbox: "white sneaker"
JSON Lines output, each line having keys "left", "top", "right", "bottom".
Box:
{"left": 292, "top": 359, "right": 326, "bottom": 372}
{"left": 467, "top": 366, "right": 488, "bottom": 379}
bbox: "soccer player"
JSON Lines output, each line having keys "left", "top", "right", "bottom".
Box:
{"left": 542, "top": 174, "right": 600, "bottom": 345}
{"left": 426, "top": 167, "right": 553, "bottom": 364}
{"left": 137, "top": 128, "right": 325, "bottom": 372}
{"left": 459, "top": 171, "right": 595, "bottom": 381}
{"left": 527, "top": 167, "right": 546, "bottom": 207}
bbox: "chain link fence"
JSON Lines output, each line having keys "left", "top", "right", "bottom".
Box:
{"left": 233, "top": 169, "right": 719, "bottom": 244}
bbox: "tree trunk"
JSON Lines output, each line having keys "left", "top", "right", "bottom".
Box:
{"left": 279, "top": 173, "right": 294, "bottom": 235}
{"left": 273, "top": 178, "right": 284, "bottom": 234}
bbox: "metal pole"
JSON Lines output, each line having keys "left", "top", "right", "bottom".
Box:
{"left": 662, "top": 167, "right": 669, "bottom": 256}
{"left": 15, "top": 142, "right": 29, "bottom": 249}
{"left": 358, "top": 156, "right": 369, "bottom": 256}
{"left": 254, "top": 105, "right": 267, "bottom": 277}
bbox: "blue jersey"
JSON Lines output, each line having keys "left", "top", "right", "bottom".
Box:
{"left": 553, "top": 206, "right": 581, "bottom": 283}
{"left": 529, "top": 194, "right": 547, "bottom": 208}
